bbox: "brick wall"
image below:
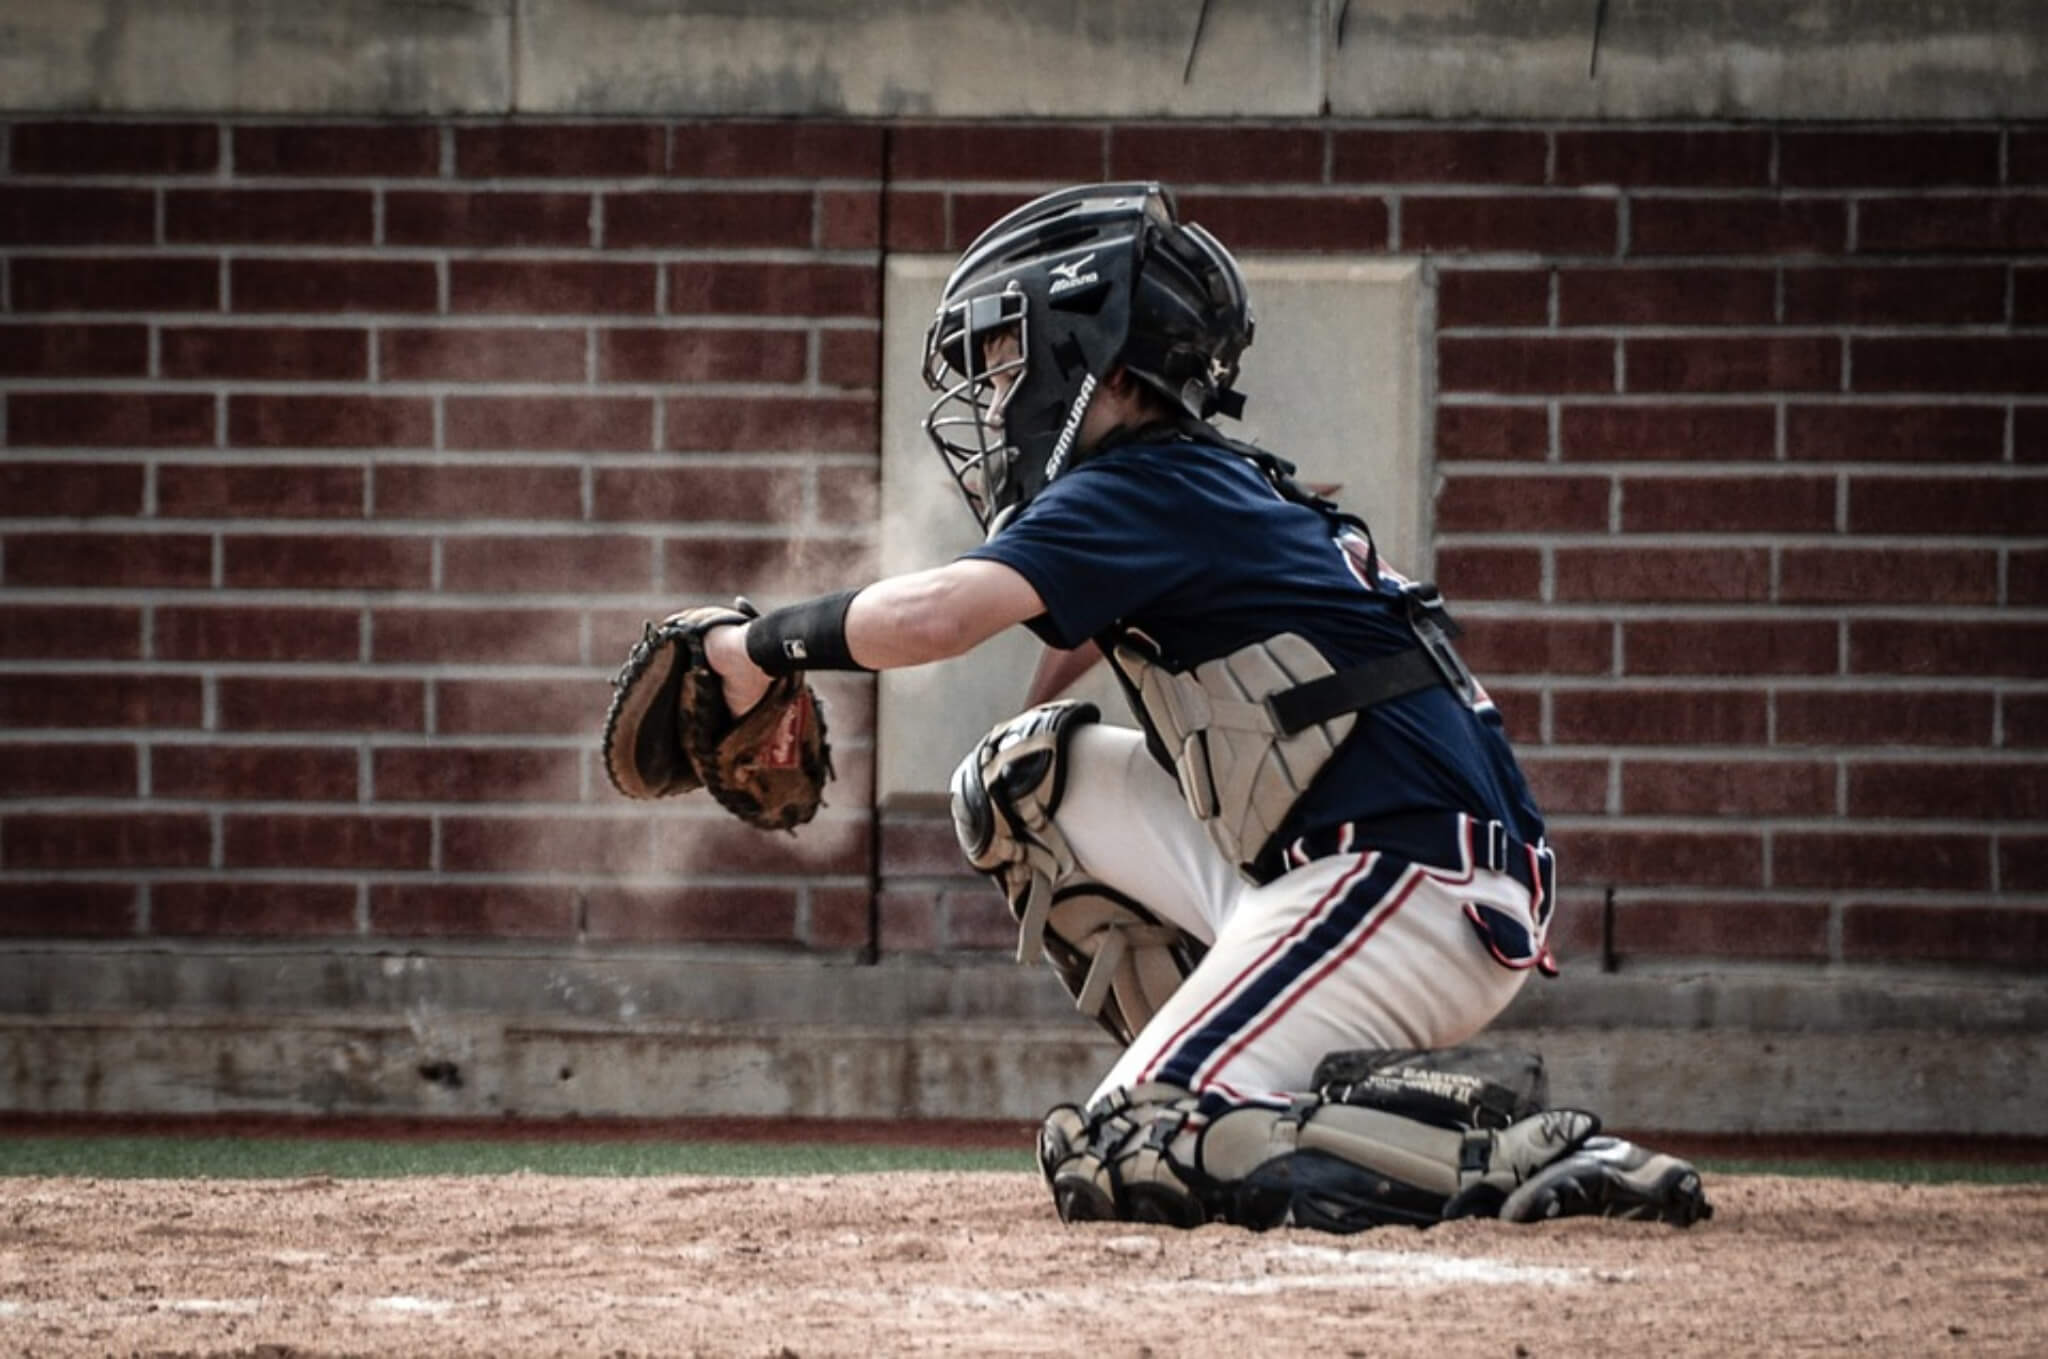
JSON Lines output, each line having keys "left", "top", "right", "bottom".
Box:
{"left": 2, "top": 119, "right": 2042, "bottom": 972}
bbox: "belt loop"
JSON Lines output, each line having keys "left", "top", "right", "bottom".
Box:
{"left": 1482, "top": 819, "right": 1508, "bottom": 873}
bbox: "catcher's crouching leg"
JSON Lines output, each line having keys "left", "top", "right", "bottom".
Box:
{"left": 951, "top": 702, "right": 1204, "bottom": 1046}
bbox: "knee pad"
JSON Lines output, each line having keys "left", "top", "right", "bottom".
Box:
{"left": 1036, "top": 1086, "right": 1208, "bottom": 1229}
{"left": 952, "top": 704, "right": 1201, "bottom": 1045}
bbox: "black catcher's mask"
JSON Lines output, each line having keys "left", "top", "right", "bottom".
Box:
{"left": 922, "top": 182, "right": 1254, "bottom": 537}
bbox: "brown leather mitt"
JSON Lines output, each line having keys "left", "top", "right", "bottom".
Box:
{"left": 601, "top": 601, "right": 833, "bottom": 831}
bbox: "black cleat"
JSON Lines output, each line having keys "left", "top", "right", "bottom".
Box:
{"left": 1498, "top": 1136, "right": 1713, "bottom": 1228}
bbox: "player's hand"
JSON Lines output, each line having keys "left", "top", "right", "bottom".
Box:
{"left": 703, "top": 622, "right": 772, "bottom": 717}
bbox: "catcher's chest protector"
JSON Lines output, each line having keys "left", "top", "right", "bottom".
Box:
{"left": 1110, "top": 631, "right": 1355, "bottom": 878}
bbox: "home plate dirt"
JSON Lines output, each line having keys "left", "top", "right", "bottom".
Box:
{"left": 2, "top": 1172, "right": 2043, "bottom": 1357}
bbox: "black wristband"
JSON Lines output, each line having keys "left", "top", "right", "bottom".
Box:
{"left": 744, "top": 588, "right": 869, "bottom": 675}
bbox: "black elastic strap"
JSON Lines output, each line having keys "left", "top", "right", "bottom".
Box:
{"left": 1262, "top": 648, "right": 1441, "bottom": 737}
{"left": 744, "top": 588, "right": 869, "bottom": 675}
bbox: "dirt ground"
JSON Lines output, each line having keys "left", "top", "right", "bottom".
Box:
{"left": 2, "top": 1171, "right": 2044, "bottom": 1358}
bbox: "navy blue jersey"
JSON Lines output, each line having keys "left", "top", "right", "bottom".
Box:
{"left": 963, "top": 436, "right": 1545, "bottom": 861}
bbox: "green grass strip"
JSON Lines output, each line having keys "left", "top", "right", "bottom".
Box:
{"left": 1696, "top": 1157, "right": 2048, "bottom": 1186}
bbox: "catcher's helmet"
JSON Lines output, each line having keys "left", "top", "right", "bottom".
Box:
{"left": 921, "top": 182, "right": 1254, "bottom": 536}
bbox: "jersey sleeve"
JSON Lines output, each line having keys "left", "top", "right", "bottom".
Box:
{"left": 960, "top": 456, "right": 1207, "bottom": 650}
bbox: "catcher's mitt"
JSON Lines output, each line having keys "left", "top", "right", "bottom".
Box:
{"left": 601, "top": 601, "right": 833, "bottom": 831}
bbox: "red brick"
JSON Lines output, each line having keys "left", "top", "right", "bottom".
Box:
{"left": 1109, "top": 126, "right": 1321, "bottom": 184}
{"left": 152, "top": 881, "right": 360, "bottom": 938}
{"left": 1439, "top": 336, "right": 1613, "bottom": 396}
{"left": 458, "top": 123, "right": 663, "bottom": 177}
{"left": 0, "top": 461, "right": 145, "bottom": 517}
{"left": 1556, "top": 546, "right": 1770, "bottom": 603}
{"left": 372, "top": 463, "right": 583, "bottom": 520}
{"left": 161, "top": 326, "right": 367, "bottom": 381}
{"left": 1780, "top": 130, "right": 2000, "bottom": 188}
{"left": 1848, "top": 474, "right": 2048, "bottom": 536}
{"left": 440, "top": 534, "right": 652, "bottom": 593}
{"left": 808, "top": 886, "right": 873, "bottom": 951}
{"left": 223, "top": 813, "right": 430, "bottom": 870}
{"left": 583, "top": 884, "right": 799, "bottom": 945}
{"left": 605, "top": 191, "right": 813, "bottom": 248}
{"left": 1786, "top": 404, "right": 2006, "bottom": 463}
{"left": 1173, "top": 194, "right": 1387, "bottom": 252}
{"left": 152, "top": 744, "right": 358, "bottom": 802}
{"left": 1841, "top": 903, "right": 2048, "bottom": 968}
{"left": 231, "top": 258, "right": 438, "bottom": 314}
{"left": 670, "top": 122, "right": 883, "bottom": 179}
{"left": 0, "top": 323, "right": 147, "bottom": 377}
{"left": 884, "top": 190, "right": 947, "bottom": 250}
{"left": 1857, "top": 195, "right": 2048, "bottom": 252}
{"left": 2015, "top": 547, "right": 2048, "bottom": 606}
{"left": 597, "top": 327, "right": 807, "bottom": 384}
{"left": 1783, "top": 265, "right": 2006, "bottom": 325}
{"left": 661, "top": 535, "right": 873, "bottom": 595}
{"left": 1621, "top": 475, "right": 1835, "bottom": 533}
{"left": 3, "top": 533, "right": 211, "bottom": 588}
{"left": 450, "top": 259, "right": 657, "bottom": 315}
{"left": 1518, "top": 756, "right": 1609, "bottom": 814}
{"left": 2019, "top": 132, "right": 2048, "bottom": 184}
{"left": 1781, "top": 546, "right": 1997, "bottom": 605}
{"left": 877, "top": 885, "right": 940, "bottom": 951}
{"left": 880, "top": 817, "right": 965, "bottom": 876}
{"left": 385, "top": 191, "right": 593, "bottom": 248}
{"left": 1436, "top": 270, "right": 1549, "bottom": 328}
{"left": 215, "top": 676, "right": 424, "bottom": 733}
{"left": 157, "top": 463, "right": 365, "bottom": 519}
{"left": 1481, "top": 683, "right": 1542, "bottom": 739}
{"left": 887, "top": 124, "right": 1102, "bottom": 182}
{"left": 9, "top": 256, "right": 219, "bottom": 312}
{"left": 1554, "top": 130, "right": 1770, "bottom": 187}
{"left": 168, "top": 189, "right": 374, "bottom": 244}
{"left": 591, "top": 464, "right": 803, "bottom": 524}
{"left": 435, "top": 679, "right": 588, "bottom": 736}
{"left": 373, "top": 745, "right": 581, "bottom": 803}
{"left": 0, "top": 882, "right": 137, "bottom": 938}
{"left": 817, "top": 327, "right": 880, "bottom": 389}
{"left": 649, "top": 813, "right": 870, "bottom": 877}
{"left": 233, "top": 124, "right": 442, "bottom": 177}
{"left": 1404, "top": 196, "right": 1618, "bottom": 255}
{"left": 818, "top": 190, "right": 879, "bottom": 249}
{"left": 1622, "top": 758, "right": 1835, "bottom": 817}
{"left": 440, "top": 814, "right": 650, "bottom": 874}
{"left": 7, "top": 392, "right": 214, "bottom": 447}
{"left": 368, "top": 883, "right": 576, "bottom": 941}
{"left": 1331, "top": 129, "right": 1546, "bottom": 184}
{"left": 1432, "top": 546, "right": 1542, "bottom": 601}
{"left": 2020, "top": 267, "right": 2048, "bottom": 325}
{"left": 1553, "top": 687, "right": 1768, "bottom": 745}
{"left": 0, "top": 186, "right": 154, "bottom": 244}
{"left": 1627, "top": 335, "right": 1839, "bottom": 394}
{"left": 1626, "top": 619, "right": 1838, "bottom": 676}
{"left": 1776, "top": 831, "right": 1990, "bottom": 891}
{"left": 3, "top": 812, "right": 211, "bottom": 869}
{"left": 1559, "top": 404, "right": 1775, "bottom": 463}
{"left": 155, "top": 605, "right": 360, "bottom": 663}
{"left": 1630, "top": 198, "right": 1847, "bottom": 256}
{"left": 664, "top": 395, "right": 875, "bottom": 453}
{"left": 228, "top": 394, "right": 433, "bottom": 448}
{"left": 444, "top": 396, "right": 653, "bottom": 452}
{"left": 12, "top": 121, "right": 218, "bottom": 174}
{"left": 1851, "top": 621, "right": 2048, "bottom": 678}
{"left": 1437, "top": 473, "right": 1608, "bottom": 533}
{"left": 816, "top": 464, "right": 879, "bottom": 526}
{"left": 667, "top": 261, "right": 877, "bottom": 318}
{"left": 0, "top": 604, "right": 142, "bottom": 660}
{"left": 0, "top": 673, "right": 202, "bottom": 729}
{"left": 1557, "top": 268, "right": 1775, "bottom": 327}
{"left": 378, "top": 326, "right": 585, "bottom": 383}
{"left": 1775, "top": 688, "right": 1992, "bottom": 748}
{"left": 1854, "top": 337, "right": 2048, "bottom": 395}
{"left": 2023, "top": 408, "right": 2048, "bottom": 463}
{"left": 223, "top": 535, "right": 432, "bottom": 590}
{"left": 0, "top": 742, "right": 137, "bottom": 797}
{"left": 1850, "top": 761, "right": 2045, "bottom": 820}
{"left": 1435, "top": 405, "right": 1548, "bottom": 462}
{"left": 371, "top": 607, "right": 583, "bottom": 666}
{"left": 2004, "top": 838, "right": 2048, "bottom": 892}
{"left": 1608, "top": 900, "right": 1830, "bottom": 962}
{"left": 1550, "top": 827, "right": 1764, "bottom": 888}
{"left": 1455, "top": 618, "right": 1611, "bottom": 676}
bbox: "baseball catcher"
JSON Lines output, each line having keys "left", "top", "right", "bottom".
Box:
{"left": 632, "top": 183, "right": 1710, "bottom": 1232}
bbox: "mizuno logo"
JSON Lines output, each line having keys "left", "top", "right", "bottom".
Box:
{"left": 1048, "top": 251, "right": 1100, "bottom": 296}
